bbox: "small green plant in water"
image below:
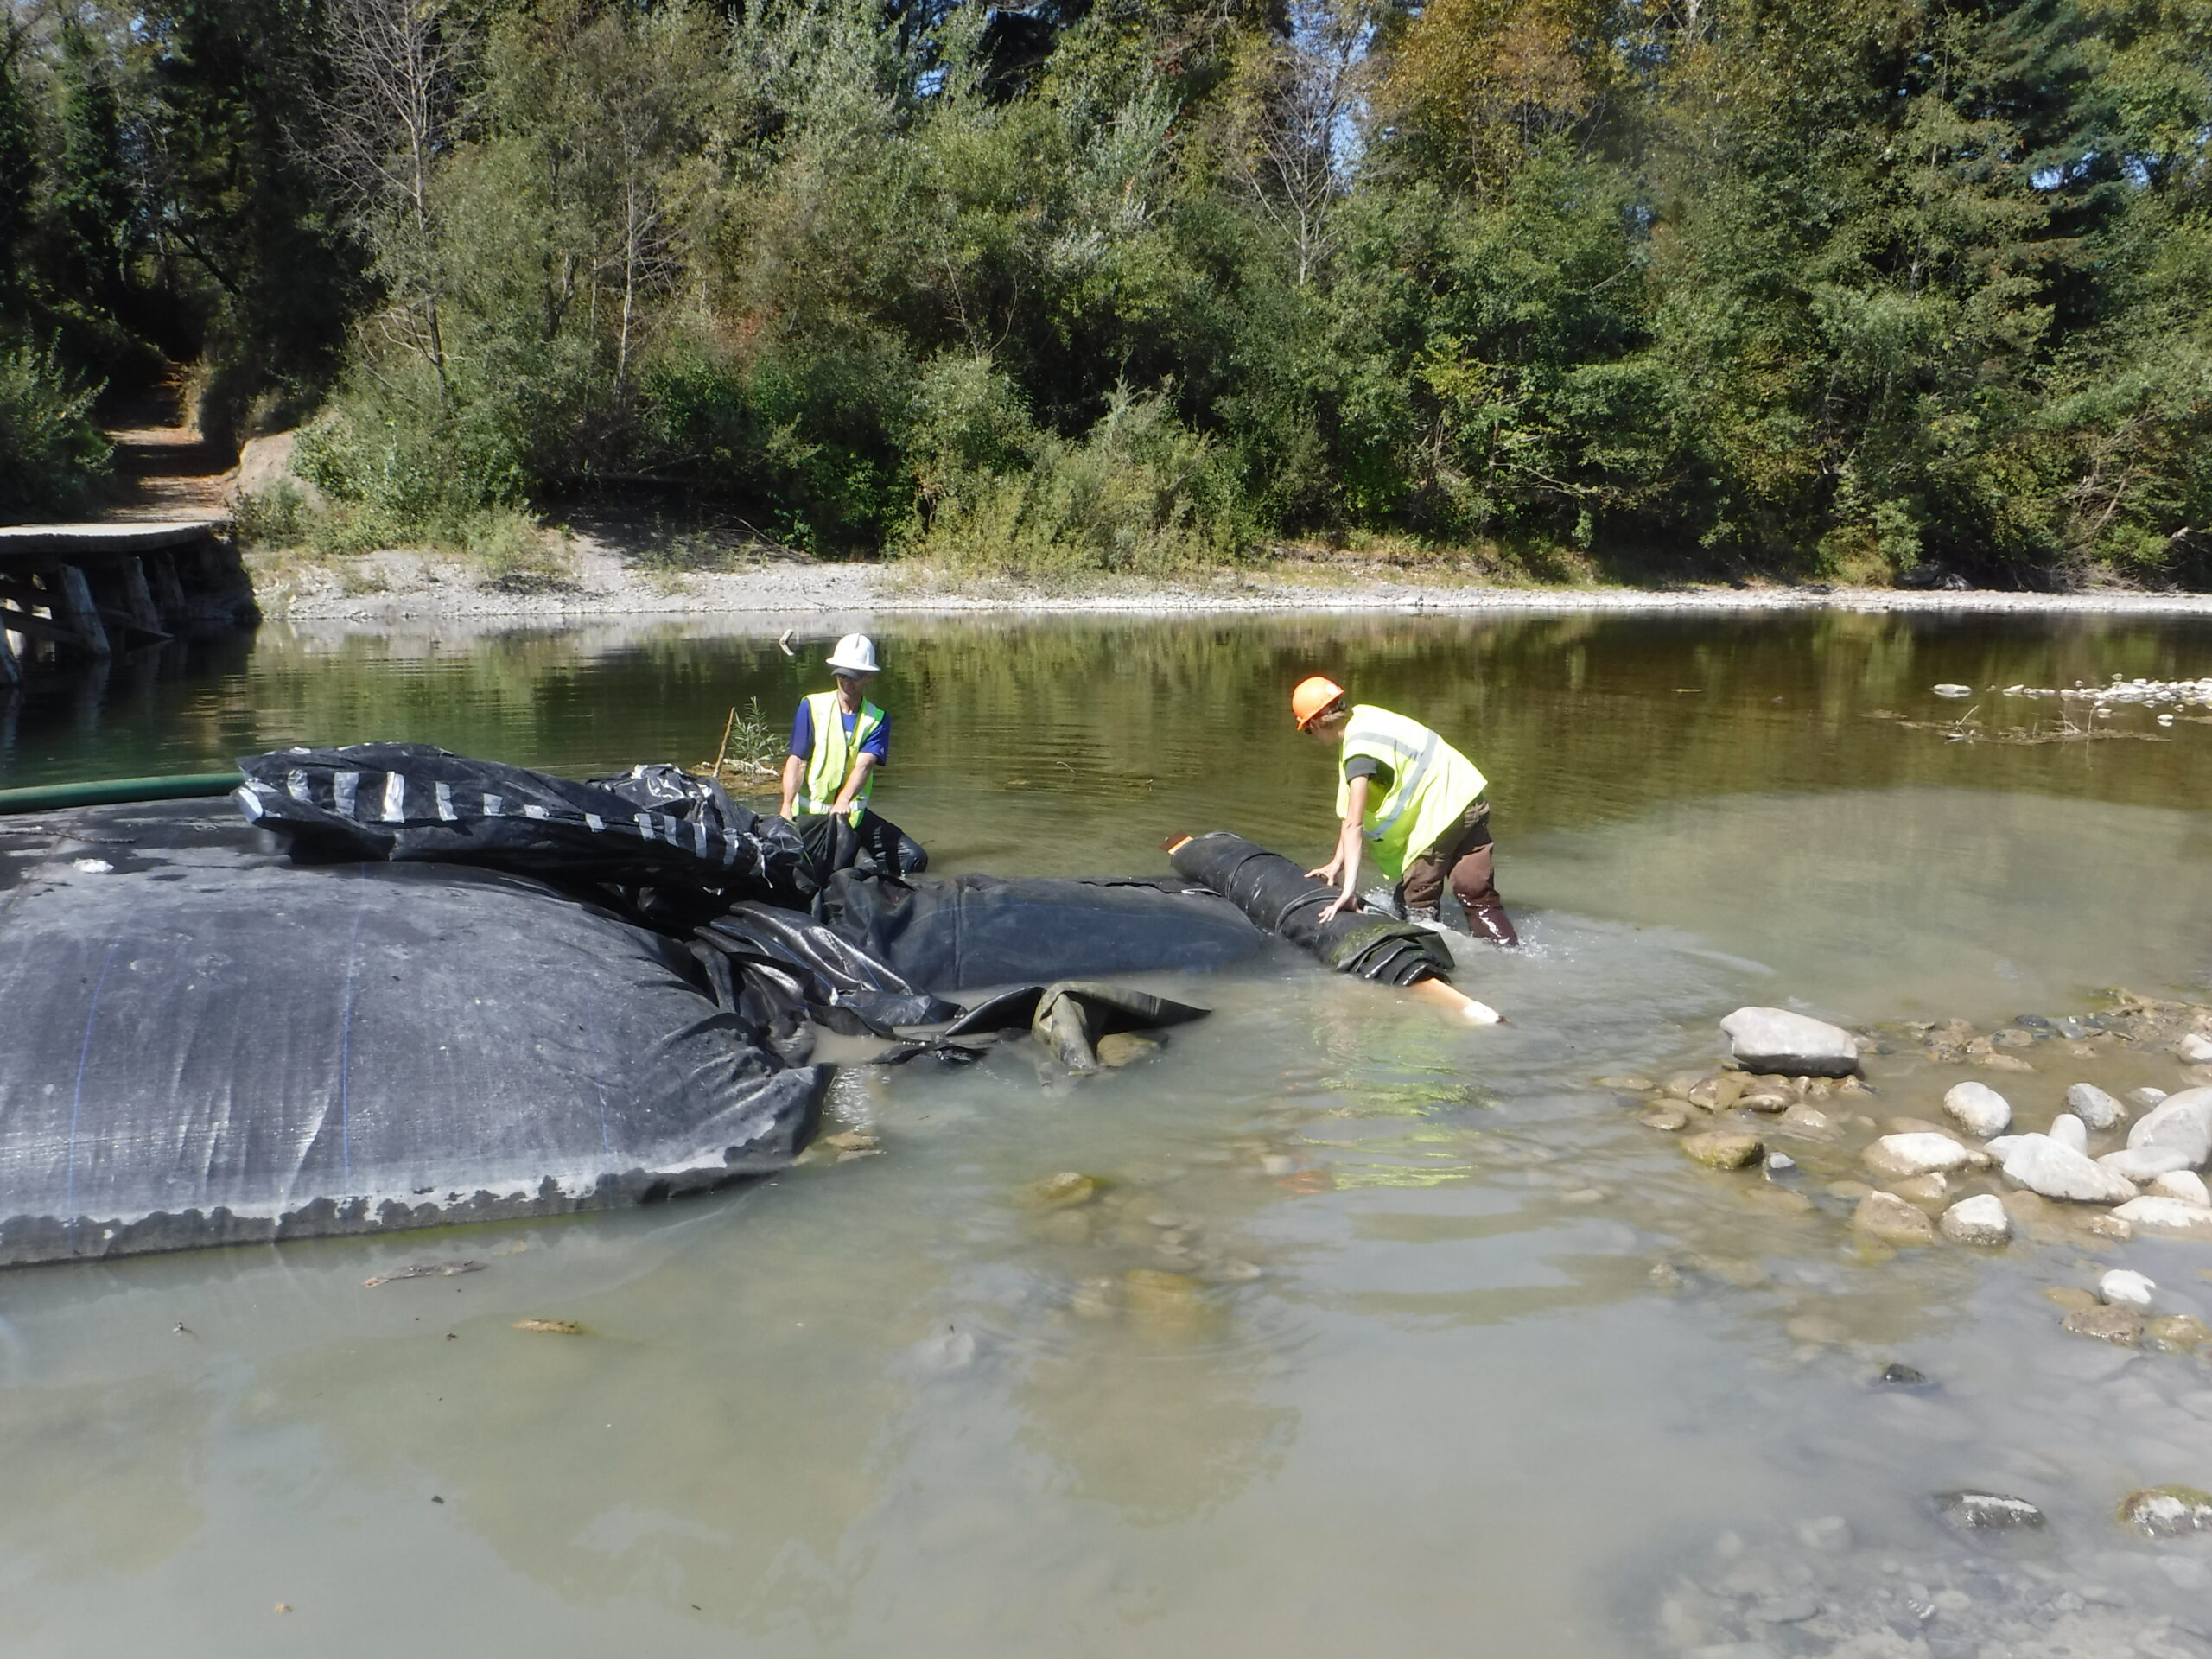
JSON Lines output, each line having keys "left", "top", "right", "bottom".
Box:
{"left": 703, "top": 697, "right": 783, "bottom": 781}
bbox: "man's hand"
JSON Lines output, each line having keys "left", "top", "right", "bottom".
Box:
{"left": 1306, "top": 855, "right": 1344, "bottom": 883}
{"left": 1317, "top": 890, "right": 1362, "bottom": 924}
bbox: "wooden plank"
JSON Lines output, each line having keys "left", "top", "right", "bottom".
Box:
{"left": 48, "top": 564, "right": 110, "bottom": 657}
{"left": 118, "top": 558, "right": 165, "bottom": 634}
{"left": 145, "top": 549, "right": 188, "bottom": 620}
{"left": 0, "top": 523, "right": 222, "bottom": 563}
{"left": 0, "top": 606, "right": 87, "bottom": 645}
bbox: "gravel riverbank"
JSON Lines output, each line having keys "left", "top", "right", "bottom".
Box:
{"left": 248, "top": 541, "right": 2212, "bottom": 622}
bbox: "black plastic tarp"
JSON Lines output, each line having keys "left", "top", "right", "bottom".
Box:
{"left": 0, "top": 802, "right": 826, "bottom": 1267}
{"left": 236, "top": 743, "right": 805, "bottom": 902}
{"left": 1167, "top": 831, "right": 1454, "bottom": 986}
{"left": 817, "top": 870, "right": 1269, "bottom": 991}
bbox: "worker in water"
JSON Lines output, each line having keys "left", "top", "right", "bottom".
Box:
{"left": 779, "top": 633, "right": 924, "bottom": 874}
{"left": 1291, "top": 676, "right": 1519, "bottom": 947}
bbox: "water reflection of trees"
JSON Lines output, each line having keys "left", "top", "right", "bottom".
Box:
{"left": 10, "top": 611, "right": 2211, "bottom": 831}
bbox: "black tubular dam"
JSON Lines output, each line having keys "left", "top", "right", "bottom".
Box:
{"left": 1166, "top": 831, "right": 1455, "bottom": 987}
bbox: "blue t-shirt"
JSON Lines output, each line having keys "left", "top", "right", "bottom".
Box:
{"left": 789, "top": 699, "right": 891, "bottom": 764}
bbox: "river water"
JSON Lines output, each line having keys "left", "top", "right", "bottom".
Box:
{"left": 3, "top": 607, "right": 2212, "bottom": 1657}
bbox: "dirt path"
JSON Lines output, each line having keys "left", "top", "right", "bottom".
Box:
{"left": 98, "top": 386, "right": 232, "bottom": 524}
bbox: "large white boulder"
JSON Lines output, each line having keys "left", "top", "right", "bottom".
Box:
{"left": 1942, "top": 1081, "right": 2012, "bottom": 1139}
{"left": 2100, "top": 1146, "right": 2198, "bottom": 1182}
{"left": 2149, "top": 1170, "right": 2212, "bottom": 1207}
{"left": 1719, "top": 1007, "right": 1860, "bottom": 1078}
{"left": 2049, "top": 1113, "right": 2088, "bottom": 1154}
{"left": 1864, "top": 1132, "right": 1976, "bottom": 1179}
{"left": 2113, "top": 1197, "right": 2212, "bottom": 1238}
{"left": 2003, "top": 1134, "right": 2139, "bottom": 1203}
{"left": 1939, "top": 1194, "right": 2012, "bottom": 1247}
{"left": 2126, "top": 1087, "right": 2212, "bottom": 1166}
{"left": 2065, "top": 1083, "right": 2125, "bottom": 1131}
{"left": 2101, "top": 1269, "right": 2157, "bottom": 1308}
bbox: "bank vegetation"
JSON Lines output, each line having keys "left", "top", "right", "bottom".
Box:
{"left": 3, "top": 0, "right": 2210, "bottom": 588}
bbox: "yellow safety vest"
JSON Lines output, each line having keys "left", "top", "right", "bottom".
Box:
{"left": 1334, "top": 703, "right": 1487, "bottom": 880}
{"left": 798, "top": 690, "right": 884, "bottom": 822}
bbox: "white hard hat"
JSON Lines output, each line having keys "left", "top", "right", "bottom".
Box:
{"left": 824, "top": 633, "right": 879, "bottom": 675}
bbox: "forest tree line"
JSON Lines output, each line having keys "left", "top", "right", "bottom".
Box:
{"left": 2, "top": 0, "right": 2209, "bottom": 585}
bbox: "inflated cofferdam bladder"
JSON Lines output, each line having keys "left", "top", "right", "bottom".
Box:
{"left": 0, "top": 802, "right": 826, "bottom": 1267}
{"left": 1164, "top": 830, "right": 1503, "bottom": 1024}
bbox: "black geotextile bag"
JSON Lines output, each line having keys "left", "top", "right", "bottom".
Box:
{"left": 817, "top": 870, "right": 1268, "bottom": 992}
{"left": 0, "top": 802, "right": 827, "bottom": 1267}
{"left": 235, "top": 744, "right": 804, "bottom": 901}
{"left": 695, "top": 902, "right": 961, "bottom": 1043}
{"left": 1167, "top": 831, "right": 1454, "bottom": 987}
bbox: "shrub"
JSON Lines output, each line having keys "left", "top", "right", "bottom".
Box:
{"left": 467, "top": 507, "right": 575, "bottom": 592}
{"left": 0, "top": 342, "right": 111, "bottom": 516}
{"left": 904, "top": 383, "right": 1249, "bottom": 577}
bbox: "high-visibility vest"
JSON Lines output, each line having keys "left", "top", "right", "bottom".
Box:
{"left": 798, "top": 690, "right": 884, "bottom": 821}
{"left": 1334, "top": 703, "right": 1487, "bottom": 880}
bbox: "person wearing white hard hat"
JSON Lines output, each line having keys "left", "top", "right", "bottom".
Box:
{"left": 779, "top": 634, "right": 925, "bottom": 876}
{"left": 782, "top": 633, "right": 888, "bottom": 824}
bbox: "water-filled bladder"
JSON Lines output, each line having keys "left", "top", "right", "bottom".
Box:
{"left": 1167, "top": 831, "right": 1454, "bottom": 986}
{"left": 0, "top": 802, "right": 826, "bottom": 1267}
{"left": 817, "top": 869, "right": 1268, "bottom": 990}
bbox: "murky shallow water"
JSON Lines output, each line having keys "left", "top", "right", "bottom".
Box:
{"left": 4, "top": 609, "right": 2212, "bottom": 1656}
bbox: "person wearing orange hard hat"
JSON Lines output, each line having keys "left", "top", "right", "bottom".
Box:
{"left": 1291, "top": 675, "right": 1517, "bottom": 946}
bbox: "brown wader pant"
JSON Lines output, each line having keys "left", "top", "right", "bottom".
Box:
{"left": 1395, "top": 798, "right": 1518, "bottom": 947}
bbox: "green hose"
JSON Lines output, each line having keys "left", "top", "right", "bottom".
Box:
{"left": 0, "top": 772, "right": 240, "bottom": 815}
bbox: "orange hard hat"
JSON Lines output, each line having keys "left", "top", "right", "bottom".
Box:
{"left": 1291, "top": 675, "right": 1345, "bottom": 729}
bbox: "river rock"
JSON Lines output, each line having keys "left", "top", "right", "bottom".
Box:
{"left": 2180, "top": 1034, "right": 2212, "bottom": 1064}
{"left": 2002, "top": 1134, "right": 2139, "bottom": 1203}
{"left": 1020, "top": 1172, "right": 1102, "bottom": 1209}
{"left": 1942, "top": 1081, "right": 2012, "bottom": 1138}
{"left": 1641, "top": 1107, "right": 1691, "bottom": 1131}
{"left": 1795, "top": 1516, "right": 1853, "bottom": 1551}
{"left": 1095, "top": 1033, "right": 1161, "bottom": 1067}
{"left": 2100, "top": 1268, "right": 2156, "bottom": 1307}
{"left": 1683, "top": 1131, "right": 1764, "bottom": 1170}
{"left": 2126, "top": 1086, "right": 2212, "bottom": 1164}
{"left": 1719, "top": 1007, "right": 1860, "bottom": 1077}
{"left": 2099, "top": 1146, "right": 2196, "bottom": 1182}
{"left": 2067, "top": 1083, "right": 2126, "bottom": 1130}
{"left": 2130, "top": 1087, "right": 2170, "bottom": 1110}
{"left": 1890, "top": 1172, "right": 1948, "bottom": 1205}
{"left": 2048, "top": 1112, "right": 2088, "bottom": 1153}
{"left": 1934, "top": 1490, "right": 2046, "bottom": 1530}
{"left": 1122, "top": 1268, "right": 1205, "bottom": 1318}
{"left": 2083, "top": 1211, "right": 2133, "bottom": 1243}
{"left": 1686, "top": 1073, "right": 1747, "bottom": 1111}
{"left": 2044, "top": 1286, "right": 2100, "bottom": 1313}
{"left": 1596, "top": 1074, "right": 1656, "bottom": 1092}
{"left": 2146, "top": 1315, "right": 2212, "bottom": 1352}
{"left": 2120, "top": 1485, "right": 2212, "bottom": 1536}
{"left": 1939, "top": 1194, "right": 2011, "bottom": 1246}
{"left": 2150, "top": 1170, "right": 2212, "bottom": 1206}
{"left": 2110, "top": 1196, "right": 2212, "bottom": 1238}
{"left": 1777, "top": 1105, "right": 1832, "bottom": 1136}
{"left": 2063, "top": 1304, "right": 2145, "bottom": 1345}
{"left": 1853, "top": 1191, "right": 1936, "bottom": 1245}
{"left": 1864, "top": 1132, "right": 1974, "bottom": 1178}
